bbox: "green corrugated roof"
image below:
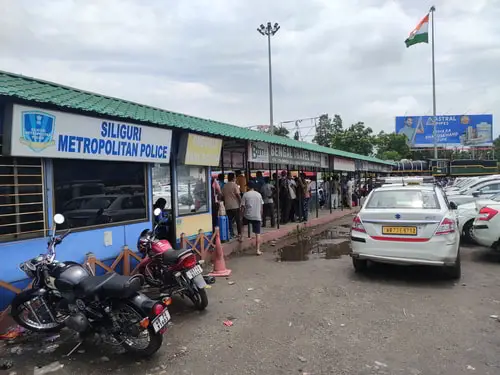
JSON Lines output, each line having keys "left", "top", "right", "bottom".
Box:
{"left": 0, "top": 70, "right": 393, "bottom": 166}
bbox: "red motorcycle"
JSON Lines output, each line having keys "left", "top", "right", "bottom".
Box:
{"left": 132, "top": 209, "right": 211, "bottom": 310}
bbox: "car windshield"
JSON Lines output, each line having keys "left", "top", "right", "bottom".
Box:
{"left": 83, "top": 197, "right": 117, "bottom": 210}
{"left": 366, "top": 190, "right": 440, "bottom": 209}
{"left": 459, "top": 179, "right": 496, "bottom": 194}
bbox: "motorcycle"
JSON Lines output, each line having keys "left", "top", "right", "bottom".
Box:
{"left": 10, "top": 213, "right": 171, "bottom": 357}
{"left": 132, "top": 208, "right": 213, "bottom": 311}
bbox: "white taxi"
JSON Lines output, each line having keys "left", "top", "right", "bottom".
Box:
{"left": 350, "top": 184, "right": 461, "bottom": 279}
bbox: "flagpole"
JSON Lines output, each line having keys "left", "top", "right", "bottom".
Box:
{"left": 431, "top": 5, "right": 437, "bottom": 159}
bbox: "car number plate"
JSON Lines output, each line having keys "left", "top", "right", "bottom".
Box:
{"left": 152, "top": 308, "right": 171, "bottom": 333}
{"left": 186, "top": 264, "right": 203, "bottom": 279}
{"left": 382, "top": 226, "right": 417, "bottom": 235}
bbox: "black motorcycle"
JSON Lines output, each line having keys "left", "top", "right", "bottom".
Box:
{"left": 10, "top": 213, "right": 171, "bottom": 357}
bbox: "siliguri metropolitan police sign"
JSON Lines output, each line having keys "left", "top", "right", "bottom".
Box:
{"left": 6, "top": 104, "right": 173, "bottom": 164}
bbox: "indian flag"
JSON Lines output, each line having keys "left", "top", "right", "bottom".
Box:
{"left": 405, "top": 13, "right": 429, "bottom": 48}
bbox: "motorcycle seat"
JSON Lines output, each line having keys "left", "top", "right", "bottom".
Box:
{"left": 76, "top": 273, "right": 144, "bottom": 299}
{"left": 161, "top": 249, "right": 193, "bottom": 264}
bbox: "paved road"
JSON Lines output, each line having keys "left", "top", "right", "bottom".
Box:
{"left": 2, "top": 215, "right": 500, "bottom": 375}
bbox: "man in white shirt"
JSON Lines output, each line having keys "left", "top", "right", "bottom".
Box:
{"left": 240, "top": 181, "right": 264, "bottom": 255}
{"left": 347, "top": 177, "right": 353, "bottom": 209}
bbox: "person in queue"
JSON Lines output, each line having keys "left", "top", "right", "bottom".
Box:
{"left": 261, "top": 177, "right": 276, "bottom": 228}
{"left": 235, "top": 170, "right": 247, "bottom": 196}
{"left": 240, "top": 181, "right": 264, "bottom": 256}
{"left": 222, "top": 172, "right": 242, "bottom": 241}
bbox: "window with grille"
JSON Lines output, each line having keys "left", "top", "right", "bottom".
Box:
{"left": 0, "top": 157, "right": 46, "bottom": 242}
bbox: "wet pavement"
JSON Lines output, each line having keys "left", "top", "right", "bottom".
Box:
{"left": 277, "top": 225, "right": 351, "bottom": 262}
{"left": 2, "top": 214, "right": 500, "bottom": 374}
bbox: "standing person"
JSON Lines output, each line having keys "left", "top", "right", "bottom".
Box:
{"left": 261, "top": 177, "right": 275, "bottom": 227}
{"left": 308, "top": 175, "right": 317, "bottom": 215}
{"left": 218, "top": 173, "right": 225, "bottom": 189}
{"left": 295, "top": 174, "right": 305, "bottom": 221}
{"left": 235, "top": 170, "right": 247, "bottom": 196}
{"left": 298, "top": 173, "right": 311, "bottom": 222}
{"left": 240, "top": 181, "right": 264, "bottom": 255}
{"left": 211, "top": 176, "right": 222, "bottom": 230}
{"left": 222, "top": 173, "right": 242, "bottom": 241}
{"left": 288, "top": 173, "right": 298, "bottom": 222}
{"left": 255, "top": 171, "right": 265, "bottom": 193}
{"left": 279, "top": 171, "right": 291, "bottom": 224}
{"left": 347, "top": 176, "right": 353, "bottom": 209}
{"left": 324, "top": 177, "right": 331, "bottom": 210}
{"left": 332, "top": 176, "right": 340, "bottom": 209}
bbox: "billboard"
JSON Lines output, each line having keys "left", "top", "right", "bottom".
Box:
{"left": 395, "top": 115, "right": 493, "bottom": 148}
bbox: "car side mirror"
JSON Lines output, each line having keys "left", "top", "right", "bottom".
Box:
{"left": 449, "top": 202, "right": 458, "bottom": 210}
{"left": 472, "top": 192, "right": 480, "bottom": 198}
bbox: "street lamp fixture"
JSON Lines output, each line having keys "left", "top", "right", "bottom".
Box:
{"left": 257, "top": 22, "right": 280, "bottom": 135}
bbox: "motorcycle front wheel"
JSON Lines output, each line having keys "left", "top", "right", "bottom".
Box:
{"left": 113, "top": 301, "right": 163, "bottom": 357}
{"left": 11, "top": 290, "right": 67, "bottom": 333}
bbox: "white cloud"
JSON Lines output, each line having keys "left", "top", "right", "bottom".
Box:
{"left": 0, "top": 0, "right": 499, "bottom": 138}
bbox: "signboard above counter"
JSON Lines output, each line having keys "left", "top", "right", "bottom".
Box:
{"left": 178, "top": 133, "right": 223, "bottom": 167}
{"left": 269, "top": 144, "right": 322, "bottom": 167}
{"left": 5, "top": 104, "right": 173, "bottom": 163}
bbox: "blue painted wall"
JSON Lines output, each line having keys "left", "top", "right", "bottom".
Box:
{"left": 0, "top": 126, "right": 216, "bottom": 311}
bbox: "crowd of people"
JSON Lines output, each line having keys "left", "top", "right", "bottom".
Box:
{"left": 210, "top": 170, "right": 375, "bottom": 255}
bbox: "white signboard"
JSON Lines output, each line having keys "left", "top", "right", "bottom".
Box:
{"left": 333, "top": 156, "right": 356, "bottom": 172}
{"left": 8, "top": 105, "right": 173, "bottom": 163}
{"left": 248, "top": 142, "right": 269, "bottom": 163}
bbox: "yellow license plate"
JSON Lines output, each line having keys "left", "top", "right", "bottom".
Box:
{"left": 382, "top": 226, "right": 417, "bottom": 235}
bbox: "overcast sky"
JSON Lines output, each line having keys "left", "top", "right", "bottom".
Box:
{"left": 0, "top": 0, "right": 498, "bottom": 140}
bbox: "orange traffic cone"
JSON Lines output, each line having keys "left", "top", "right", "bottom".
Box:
{"left": 209, "top": 227, "right": 232, "bottom": 277}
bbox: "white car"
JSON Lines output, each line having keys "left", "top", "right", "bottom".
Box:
{"left": 472, "top": 202, "right": 500, "bottom": 249}
{"left": 350, "top": 185, "right": 461, "bottom": 279}
{"left": 447, "top": 179, "right": 500, "bottom": 207}
{"left": 456, "top": 194, "right": 500, "bottom": 242}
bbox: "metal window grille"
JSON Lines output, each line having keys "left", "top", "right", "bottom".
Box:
{"left": 0, "top": 157, "right": 46, "bottom": 242}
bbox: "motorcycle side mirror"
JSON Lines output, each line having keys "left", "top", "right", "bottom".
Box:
{"left": 153, "top": 208, "right": 162, "bottom": 216}
{"left": 53, "top": 214, "right": 65, "bottom": 225}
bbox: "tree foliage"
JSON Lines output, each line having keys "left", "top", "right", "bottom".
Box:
{"left": 269, "top": 126, "right": 289, "bottom": 137}
{"left": 375, "top": 131, "right": 411, "bottom": 160}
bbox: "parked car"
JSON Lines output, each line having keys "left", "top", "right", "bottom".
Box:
{"left": 62, "top": 194, "right": 146, "bottom": 228}
{"left": 445, "top": 175, "right": 500, "bottom": 195}
{"left": 447, "top": 179, "right": 500, "bottom": 206}
{"left": 350, "top": 184, "right": 461, "bottom": 279}
{"left": 456, "top": 193, "right": 500, "bottom": 242}
{"left": 473, "top": 201, "right": 500, "bottom": 250}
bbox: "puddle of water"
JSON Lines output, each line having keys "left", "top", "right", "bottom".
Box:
{"left": 277, "top": 227, "right": 351, "bottom": 262}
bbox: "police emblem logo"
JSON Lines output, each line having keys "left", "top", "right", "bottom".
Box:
{"left": 20, "top": 111, "right": 56, "bottom": 152}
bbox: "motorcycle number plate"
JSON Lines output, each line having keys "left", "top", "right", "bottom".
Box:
{"left": 185, "top": 265, "right": 203, "bottom": 280}
{"left": 152, "top": 309, "right": 171, "bottom": 333}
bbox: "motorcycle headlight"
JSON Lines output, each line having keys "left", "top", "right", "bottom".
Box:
{"left": 19, "top": 262, "right": 35, "bottom": 278}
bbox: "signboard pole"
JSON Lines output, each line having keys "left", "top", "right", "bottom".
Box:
{"left": 431, "top": 5, "right": 438, "bottom": 159}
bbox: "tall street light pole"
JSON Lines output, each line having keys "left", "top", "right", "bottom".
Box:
{"left": 257, "top": 22, "right": 280, "bottom": 135}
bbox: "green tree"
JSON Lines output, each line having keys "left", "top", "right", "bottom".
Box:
{"left": 313, "top": 114, "right": 343, "bottom": 147}
{"left": 380, "top": 150, "right": 402, "bottom": 160}
{"left": 332, "top": 121, "right": 374, "bottom": 156}
{"left": 494, "top": 136, "right": 500, "bottom": 162}
{"left": 375, "top": 132, "right": 411, "bottom": 160}
{"left": 269, "top": 126, "right": 290, "bottom": 137}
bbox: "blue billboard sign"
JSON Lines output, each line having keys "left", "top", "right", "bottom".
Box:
{"left": 395, "top": 115, "right": 493, "bottom": 148}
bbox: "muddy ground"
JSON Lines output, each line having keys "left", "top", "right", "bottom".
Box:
{"left": 2, "top": 214, "right": 500, "bottom": 374}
